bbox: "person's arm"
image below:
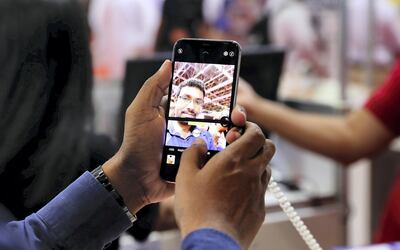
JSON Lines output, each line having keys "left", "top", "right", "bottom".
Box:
{"left": 237, "top": 79, "right": 395, "bottom": 164}
{"left": 0, "top": 172, "right": 131, "bottom": 250}
{"left": 0, "top": 61, "right": 176, "bottom": 249}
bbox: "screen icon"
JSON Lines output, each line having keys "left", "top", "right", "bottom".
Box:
{"left": 223, "top": 51, "right": 228, "bottom": 56}
{"left": 178, "top": 48, "right": 183, "bottom": 54}
{"left": 166, "top": 154, "right": 176, "bottom": 165}
{"left": 229, "top": 51, "right": 234, "bottom": 57}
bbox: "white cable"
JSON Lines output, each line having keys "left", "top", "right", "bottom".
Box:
{"left": 268, "top": 176, "right": 323, "bottom": 250}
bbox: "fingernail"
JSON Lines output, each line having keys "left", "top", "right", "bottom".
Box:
{"left": 238, "top": 105, "right": 246, "bottom": 114}
{"left": 231, "top": 131, "right": 241, "bottom": 141}
{"left": 159, "top": 60, "right": 169, "bottom": 72}
{"left": 192, "top": 138, "right": 206, "bottom": 146}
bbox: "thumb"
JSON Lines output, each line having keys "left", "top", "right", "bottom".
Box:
{"left": 177, "top": 139, "right": 208, "bottom": 180}
{"left": 134, "top": 60, "right": 172, "bottom": 109}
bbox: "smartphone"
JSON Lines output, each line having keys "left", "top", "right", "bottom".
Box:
{"left": 160, "top": 38, "right": 241, "bottom": 182}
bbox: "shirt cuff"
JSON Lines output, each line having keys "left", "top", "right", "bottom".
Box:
{"left": 182, "top": 228, "right": 241, "bottom": 250}
{"left": 37, "top": 171, "right": 131, "bottom": 249}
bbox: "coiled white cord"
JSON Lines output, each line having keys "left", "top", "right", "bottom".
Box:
{"left": 268, "top": 177, "right": 323, "bottom": 250}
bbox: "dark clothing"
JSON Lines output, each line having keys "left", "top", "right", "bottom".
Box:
{"left": 155, "top": 0, "right": 204, "bottom": 51}
{"left": 0, "top": 0, "right": 157, "bottom": 244}
{"left": 0, "top": 0, "right": 93, "bottom": 220}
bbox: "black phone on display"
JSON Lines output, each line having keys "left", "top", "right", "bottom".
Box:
{"left": 160, "top": 38, "right": 242, "bottom": 182}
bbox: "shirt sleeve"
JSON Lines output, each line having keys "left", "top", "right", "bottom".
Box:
{"left": 364, "top": 59, "right": 400, "bottom": 135}
{"left": 0, "top": 171, "right": 132, "bottom": 250}
{"left": 181, "top": 228, "right": 242, "bottom": 250}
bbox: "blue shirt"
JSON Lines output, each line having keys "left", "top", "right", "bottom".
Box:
{"left": 166, "top": 122, "right": 216, "bottom": 150}
{"left": 0, "top": 172, "right": 241, "bottom": 250}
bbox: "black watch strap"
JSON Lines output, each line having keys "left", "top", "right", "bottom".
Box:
{"left": 91, "top": 165, "right": 137, "bottom": 223}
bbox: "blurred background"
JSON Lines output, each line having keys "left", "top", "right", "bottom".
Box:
{"left": 3, "top": 0, "right": 400, "bottom": 249}
{"left": 81, "top": 0, "right": 400, "bottom": 249}
{"left": 87, "top": 1, "right": 400, "bottom": 249}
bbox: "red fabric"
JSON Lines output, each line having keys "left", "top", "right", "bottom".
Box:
{"left": 364, "top": 59, "right": 400, "bottom": 243}
{"left": 373, "top": 175, "right": 400, "bottom": 243}
{"left": 365, "top": 59, "right": 400, "bottom": 135}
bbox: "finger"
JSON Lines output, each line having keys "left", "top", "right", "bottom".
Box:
{"left": 230, "top": 105, "right": 246, "bottom": 127}
{"left": 250, "top": 140, "right": 275, "bottom": 173}
{"left": 227, "top": 122, "right": 266, "bottom": 159}
{"left": 177, "top": 139, "right": 207, "bottom": 180}
{"left": 264, "top": 139, "right": 275, "bottom": 161}
{"left": 134, "top": 60, "right": 172, "bottom": 108}
{"left": 225, "top": 127, "right": 242, "bottom": 144}
{"left": 225, "top": 105, "right": 246, "bottom": 144}
{"left": 251, "top": 139, "right": 275, "bottom": 160}
{"left": 163, "top": 182, "right": 176, "bottom": 198}
{"left": 261, "top": 165, "right": 272, "bottom": 188}
{"left": 161, "top": 95, "right": 168, "bottom": 110}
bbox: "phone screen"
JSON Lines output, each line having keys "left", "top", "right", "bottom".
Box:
{"left": 160, "top": 39, "right": 241, "bottom": 182}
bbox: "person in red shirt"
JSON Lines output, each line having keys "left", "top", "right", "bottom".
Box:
{"left": 237, "top": 59, "right": 400, "bottom": 243}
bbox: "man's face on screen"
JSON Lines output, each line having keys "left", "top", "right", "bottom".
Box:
{"left": 174, "top": 86, "right": 204, "bottom": 118}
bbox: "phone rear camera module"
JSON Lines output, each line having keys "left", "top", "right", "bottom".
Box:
{"left": 177, "top": 48, "right": 183, "bottom": 54}
{"left": 229, "top": 51, "right": 235, "bottom": 57}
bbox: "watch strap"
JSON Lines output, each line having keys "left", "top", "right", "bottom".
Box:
{"left": 91, "top": 165, "right": 137, "bottom": 223}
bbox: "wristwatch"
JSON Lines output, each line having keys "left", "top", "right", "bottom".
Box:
{"left": 91, "top": 165, "right": 137, "bottom": 223}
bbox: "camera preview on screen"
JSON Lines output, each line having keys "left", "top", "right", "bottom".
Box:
{"left": 166, "top": 61, "right": 235, "bottom": 152}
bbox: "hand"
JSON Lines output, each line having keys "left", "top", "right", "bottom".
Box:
{"left": 237, "top": 78, "right": 260, "bottom": 117}
{"left": 175, "top": 107, "right": 274, "bottom": 249}
{"left": 103, "top": 60, "right": 174, "bottom": 214}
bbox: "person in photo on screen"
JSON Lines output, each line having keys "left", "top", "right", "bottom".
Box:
{"left": 167, "top": 79, "right": 216, "bottom": 150}
{"left": 210, "top": 123, "right": 228, "bottom": 151}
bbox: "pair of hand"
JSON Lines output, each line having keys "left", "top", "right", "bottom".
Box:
{"left": 103, "top": 60, "right": 275, "bottom": 249}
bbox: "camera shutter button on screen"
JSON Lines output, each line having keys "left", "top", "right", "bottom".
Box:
{"left": 220, "top": 116, "right": 231, "bottom": 127}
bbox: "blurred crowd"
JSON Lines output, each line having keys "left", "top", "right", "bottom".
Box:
{"left": 88, "top": 0, "right": 322, "bottom": 79}
{"left": 86, "top": 0, "right": 400, "bottom": 81}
